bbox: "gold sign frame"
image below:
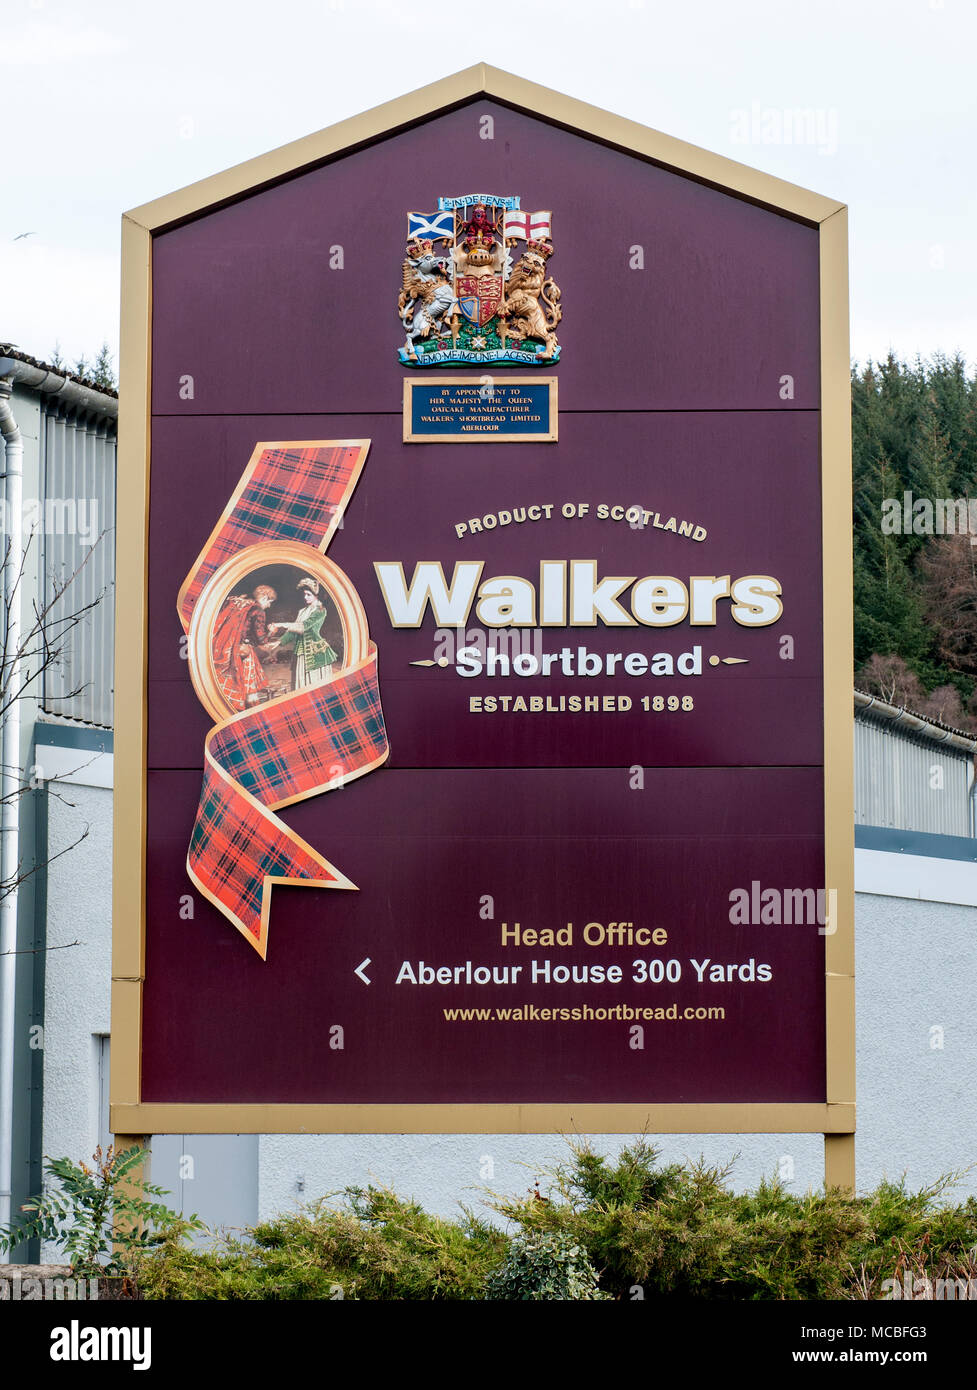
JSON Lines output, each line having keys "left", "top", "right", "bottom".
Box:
{"left": 114, "top": 65, "right": 854, "bottom": 1189}
{"left": 187, "top": 540, "right": 370, "bottom": 725}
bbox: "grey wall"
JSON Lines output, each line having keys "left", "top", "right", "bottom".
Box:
{"left": 855, "top": 890, "right": 977, "bottom": 1193}
{"left": 39, "top": 780, "right": 112, "bottom": 1261}
{"left": 855, "top": 716, "right": 973, "bottom": 836}
{"left": 257, "top": 1130, "right": 825, "bottom": 1226}
{"left": 150, "top": 1134, "right": 259, "bottom": 1242}
{"left": 39, "top": 400, "right": 116, "bottom": 729}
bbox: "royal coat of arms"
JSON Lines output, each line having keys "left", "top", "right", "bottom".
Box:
{"left": 398, "top": 194, "right": 562, "bottom": 367}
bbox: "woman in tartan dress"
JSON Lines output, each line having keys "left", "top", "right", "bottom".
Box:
{"left": 269, "top": 576, "right": 339, "bottom": 690}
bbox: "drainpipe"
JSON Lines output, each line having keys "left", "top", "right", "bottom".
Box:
{"left": 0, "top": 377, "right": 23, "bottom": 1232}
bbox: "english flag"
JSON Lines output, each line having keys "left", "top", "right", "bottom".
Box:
{"left": 503, "top": 210, "right": 553, "bottom": 241}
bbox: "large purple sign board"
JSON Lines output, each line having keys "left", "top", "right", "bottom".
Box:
{"left": 115, "top": 71, "right": 852, "bottom": 1134}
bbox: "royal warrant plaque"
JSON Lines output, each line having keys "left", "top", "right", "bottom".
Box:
{"left": 403, "top": 377, "right": 557, "bottom": 442}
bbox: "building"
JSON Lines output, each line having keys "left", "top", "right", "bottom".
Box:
{"left": 0, "top": 346, "right": 115, "bottom": 1260}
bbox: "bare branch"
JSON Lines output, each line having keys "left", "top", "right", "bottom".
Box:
{"left": 0, "top": 522, "right": 109, "bottom": 900}
{"left": 0, "top": 939, "right": 81, "bottom": 958}
{"left": 0, "top": 823, "right": 91, "bottom": 903}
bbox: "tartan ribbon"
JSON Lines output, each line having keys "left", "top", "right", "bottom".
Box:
{"left": 179, "top": 441, "right": 387, "bottom": 959}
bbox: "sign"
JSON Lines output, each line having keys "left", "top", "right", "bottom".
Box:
{"left": 403, "top": 377, "right": 557, "bottom": 442}
{"left": 114, "top": 66, "right": 853, "bottom": 1165}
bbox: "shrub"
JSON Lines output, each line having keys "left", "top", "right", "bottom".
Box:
{"left": 485, "top": 1137, "right": 977, "bottom": 1301}
{"left": 483, "top": 1231, "right": 609, "bottom": 1300}
{"left": 0, "top": 1146, "right": 203, "bottom": 1278}
{"left": 129, "top": 1137, "right": 977, "bottom": 1300}
{"left": 137, "top": 1185, "right": 507, "bottom": 1300}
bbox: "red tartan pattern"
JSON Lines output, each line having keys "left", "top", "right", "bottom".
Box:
{"left": 182, "top": 442, "right": 387, "bottom": 957}
{"left": 187, "top": 740, "right": 346, "bottom": 953}
{"left": 179, "top": 444, "right": 363, "bottom": 631}
{"left": 215, "top": 644, "right": 266, "bottom": 711}
{"left": 210, "top": 649, "right": 386, "bottom": 810}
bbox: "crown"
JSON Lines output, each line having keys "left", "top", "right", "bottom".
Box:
{"left": 527, "top": 239, "right": 554, "bottom": 259}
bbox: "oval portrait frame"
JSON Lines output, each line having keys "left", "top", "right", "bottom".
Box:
{"left": 187, "top": 539, "right": 370, "bottom": 725}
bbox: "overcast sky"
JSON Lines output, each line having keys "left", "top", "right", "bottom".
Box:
{"left": 1, "top": 0, "right": 974, "bottom": 376}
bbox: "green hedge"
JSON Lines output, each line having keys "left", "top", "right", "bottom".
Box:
{"left": 134, "top": 1138, "right": 977, "bottom": 1300}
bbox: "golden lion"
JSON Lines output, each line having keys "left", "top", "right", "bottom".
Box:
{"left": 501, "top": 250, "right": 562, "bottom": 360}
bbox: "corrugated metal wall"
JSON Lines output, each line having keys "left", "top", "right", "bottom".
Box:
{"left": 40, "top": 403, "right": 116, "bottom": 728}
{"left": 854, "top": 716, "right": 973, "bottom": 836}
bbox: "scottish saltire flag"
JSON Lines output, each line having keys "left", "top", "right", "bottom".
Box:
{"left": 408, "top": 210, "right": 455, "bottom": 241}
{"left": 504, "top": 210, "right": 553, "bottom": 241}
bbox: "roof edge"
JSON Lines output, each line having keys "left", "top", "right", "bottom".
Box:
{"left": 0, "top": 344, "right": 118, "bottom": 418}
{"left": 125, "top": 63, "right": 845, "bottom": 235}
{"left": 854, "top": 689, "right": 977, "bottom": 754}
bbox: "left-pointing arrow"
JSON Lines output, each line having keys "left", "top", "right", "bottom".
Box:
{"left": 355, "top": 957, "right": 372, "bottom": 985}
